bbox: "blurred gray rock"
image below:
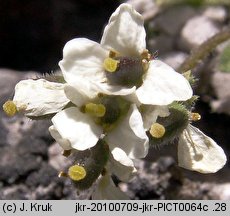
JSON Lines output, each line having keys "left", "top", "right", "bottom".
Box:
{"left": 161, "top": 52, "right": 188, "bottom": 70}
{"left": 154, "top": 6, "right": 196, "bottom": 36}
{"left": 127, "top": 0, "right": 159, "bottom": 20}
{"left": 121, "top": 157, "right": 230, "bottom": 200}
{"left": 48, "top": 143, "right": 72, "bottom": 171}
{"left": 209, "top": 183, "right": 230, "bottom": 200}
{"left": 120, "top": 157, "right": 180, "bottom": 200}
{"left": 148, "top": 32, "right": 175, "bottom": 54}
{"left": 179, "top": 15, "right": 220, "bottom": 51}
{"left": 202, "top": 6, "right": 227, "bottom": 23}
{"left": 211, "top": 71, "right": 230, "bottom": 100}
{"left": 210, "top": 72, "right": 230, "bottom": 115}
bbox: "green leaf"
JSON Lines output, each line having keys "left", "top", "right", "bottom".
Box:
{"left": 219, "top": 44, "right": 230, "bottom": 73}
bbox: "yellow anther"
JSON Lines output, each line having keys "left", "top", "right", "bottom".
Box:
{"left": 85, "top": 103, "right": 106, "bottom": 117}
{"left": 68, "top": 165, "right": 86, "bottom": 181}
{"left": 109, "top": 50, "right": 119, "bottom": 58}
{"left": 142, "top": 59, "right": 149, "bottom": 72}
{"left": 103, "top": 57, "right": 119, "bottom": 73}
{"left": 190, "top": 112, "right": 201, "bottom": 121}
{"left": 150, "top": 123, "right": 165, "bottom": 138}
{"left": 2, "top": 100, "right": 17, "bottom": 117}
{"left": 58, "top": 171, "right": 68, "bottom": 178}
{"left": 141, "top": 49, "right": 151, "bottom": 61}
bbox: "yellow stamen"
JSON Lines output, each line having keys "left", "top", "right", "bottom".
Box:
{"left": 68, "top": 165, "right": 86, "bottom": 181}
{"left": 141, "top": 49, "right": 151, "bottom": 61}
{"left": 190, "top": 112, "right": 201, "bottom": 121}
{"left": 58, "top": 171, "right": 68, "bottom": 178}
{"left": 142, "top": 59, "right": 149, "bottom": 72}
{"left": 2, "top": 100, "right": 17, "bottom": 117}
{"left": 84, "top": 103, "right": 106, "bottom": 117}
{"left": 109, "top": 50, "right": 119, "bottom": 58}
{"left": 103, "top": 57, "right": 119, "bottom": 73}
{"left": 150, "top": 123, "right": 165, "bottom": 138}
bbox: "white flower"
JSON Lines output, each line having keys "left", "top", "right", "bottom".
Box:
{"left": 12, "top": 79, "right": 69, "bottom": 117}
{"left": 49, "top": 107, "right": 103, "bottom": 150}
{"left": 178, "top": 124, "right": 227, "bottom": 173}
{"left": 141, "top": 105, "right": 170, "bottom": 130}
{"left": 59, "top": 3, "right": 192, "bottom": 106}
{"left": 49, "top": 103, "right": 149, "bottom": 156}
{"left": 108, "top": 147, "right": 137, "bottom": 182}
{"left": 91, "top": 148, "right": 134, "bottom": 200}
{"left": 105, "top": 104, "right": 149, "bottom": 159}
{"left": 91, "top": 173, "right": 129, "bottom": 200}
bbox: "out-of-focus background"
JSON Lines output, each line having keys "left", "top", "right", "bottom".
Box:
{"left": 0, "top": 0, "right": 230, "bottom": 199}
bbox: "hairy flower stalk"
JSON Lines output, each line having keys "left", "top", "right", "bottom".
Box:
{"left": 2, "top": 3, "right": 227, "bottom": 199}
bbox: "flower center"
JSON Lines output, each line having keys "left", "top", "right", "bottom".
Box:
{"left": 81, "top": 96, "right": 130, "bottom": 132}
{"left": 103, "top": 54, "right": 149, "bottom": 87}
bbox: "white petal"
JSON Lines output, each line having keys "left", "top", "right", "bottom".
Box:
{"left": 64, "top": 81, "right": 99, "bottom": 107}
{"left": 136, "top": 60, "right": 193, "bottom": 105}
{"left": 108, "top": 147, "right": 136, "bottom": 182}
{"left": 178, "top": 125, "right": 227, "bottom": 173}
{"left": 91, "top": 82, "right": 136, "bottom": 96}
{"left": 65, "top": 80, "right": 135, "bottom": 107}
{"left": 49, "top": 125, "right": 72, "bottom": 150}
{"left": 105, "top": 104, "right": 149, "bottom": 159}
{"left": 123, "top": 92, "right": 142, "bottom": 107}
{"left": 60, "top": 38, "right": 136, "bottom": 96}
{"left": 50, "top": 107, "right": 102, "bottom": 151}
{"left": 142, "top": 105, "right": 170, "bottom": 130}
{"left": 13, "top": 79, "right": 69, "bottom": 116}
{"left": 59, "top": 38, "right": 108, "bottom": 84}
{"left": 101, "top": 3, "right": 146, "bottom": 56}
{"left": 92, "top": 174, "right": 129, "bottom": 200}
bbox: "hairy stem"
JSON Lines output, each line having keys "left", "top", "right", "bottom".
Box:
{"left": 179, "top": 28, "right": 230, "bottom": 73}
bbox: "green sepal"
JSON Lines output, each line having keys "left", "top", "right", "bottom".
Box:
{"left": 182, "top": 70, "right": 198, "bottom": 87}
{"left": 182, "top": 95, "right": 199, "bottom": 111}
{"left": 149, "top": 102, "right": 189, "bottom": 146}
{"left": 97, "top": 96, "right": 130, "bottom": 132}
{"left": 70, "top": 139, "right": 109, "bottom": 190}
{"left": 25, "top": 102, "right": 76, "bottom": 120}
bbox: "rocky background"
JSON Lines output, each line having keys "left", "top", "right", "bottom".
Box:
{"left": 0, "top": 0, "right": 230, "bottom": 199}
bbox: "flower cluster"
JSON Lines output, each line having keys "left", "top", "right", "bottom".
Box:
{"left": 3, "top": 4, "right": 227, "bottom": 199}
